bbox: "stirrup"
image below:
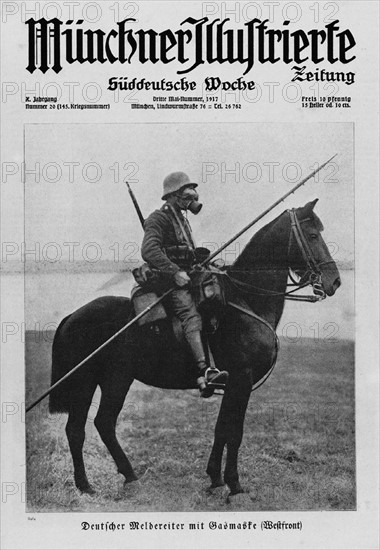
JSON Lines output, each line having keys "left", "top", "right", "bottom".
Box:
{"left": 197, "top": 368, "right": 229, "bottom": 399}
{"left": 204, "top": 367, "right": 229, "bottom": 389}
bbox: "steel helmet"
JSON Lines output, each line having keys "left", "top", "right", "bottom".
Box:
{"left": 161, "top": 172, "right": 198, "bottom": 200}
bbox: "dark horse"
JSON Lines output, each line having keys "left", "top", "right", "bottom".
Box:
{"left": 49, "top": 200, "right": 340, "bottom": 497}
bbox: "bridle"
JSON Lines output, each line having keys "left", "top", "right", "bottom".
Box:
{"left": 212, "top": 208, "right": 336, "bottom": 394}
{"left": 226, "top": 209, "right": 335, "bottom": 303}
{"left": 285, "top": 209, "right": 327, "bottom": 301}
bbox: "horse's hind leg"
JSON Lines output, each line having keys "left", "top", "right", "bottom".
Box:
{"left": 65, "top": 379, "right": 97, "bottom": 494}
{"left": 94, "top": 375, "right": 137, "bottom": 484}
{"left": 206, "top": 432, "right": 226, "bottom": 488}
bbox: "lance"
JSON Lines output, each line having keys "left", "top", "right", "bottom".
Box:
{"left": 26, "top": 182, "right": 148, "bottom": 413}
{"left": 198, "top": 154, "right": 337, "bottom": 267}
{"left": 25, "top": 286, "right": 174, "bottom": 413}
{"left": 25, "top": 155, "right": 336, "bottom": 412}
{"left": 126, "top": 181, "right": 145, "bottom": 228}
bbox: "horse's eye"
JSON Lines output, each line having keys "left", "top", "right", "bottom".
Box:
{"left": 309, "top": 233, "right": 318, "bottom": 240}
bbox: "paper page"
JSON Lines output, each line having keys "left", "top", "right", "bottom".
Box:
{"left": 1, "top": 2, "right": 378, "bottom": 549}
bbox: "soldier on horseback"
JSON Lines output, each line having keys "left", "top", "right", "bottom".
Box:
{"left": 141, "top": 171, "right": 229, "bottom": 397}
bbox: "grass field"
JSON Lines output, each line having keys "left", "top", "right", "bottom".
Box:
{"left": 25, "top": 332, "right": 355, "bottom": 512}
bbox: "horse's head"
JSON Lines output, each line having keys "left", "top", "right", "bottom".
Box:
{"left": 288, "top": 199, "right": 341, "bottom": 297}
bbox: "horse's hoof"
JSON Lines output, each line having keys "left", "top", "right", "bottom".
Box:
{"left": 78, "top": 484, "right": 96, "bottom": 496}
{"left": 123, "top": 473, "right": 138, "bottom": 485}
{"left": 208, "top": 477, "right": 225, "bottom": 491}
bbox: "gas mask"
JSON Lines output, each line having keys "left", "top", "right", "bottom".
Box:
{"left": 176, "top": 187, "right": 203, "bottom": 214}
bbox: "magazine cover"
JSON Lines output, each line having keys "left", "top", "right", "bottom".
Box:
{"left": 1, "top": 1, "right": 378, "bottom": 549}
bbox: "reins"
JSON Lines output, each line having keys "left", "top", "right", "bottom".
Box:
{"left": 226, "top": 301, "right": 279, "bottom": 393}
{"left": 221, "top": 209, "right": 329, "bottom": 303}
{"left": 220, "top": 208, "right": 329, "bottom": 393}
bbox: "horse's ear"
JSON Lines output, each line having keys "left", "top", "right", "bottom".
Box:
{"left": 297, "top": 198, "right": 319, "bottom": 220}
{"left": 305, "top": 198, "right": 319, "bottom": 212}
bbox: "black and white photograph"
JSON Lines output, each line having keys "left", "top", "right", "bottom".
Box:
{"left": 0, "top": 2, "right": 378, "bottom": 549}
{"left": 23, "top": 122, "right": 354, "bottom": 514}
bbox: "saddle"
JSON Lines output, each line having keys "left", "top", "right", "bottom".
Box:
{"left": 130, "top": 265, "right": 226, "bottom": 338}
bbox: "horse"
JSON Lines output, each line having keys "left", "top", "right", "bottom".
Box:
{"left": 48, "top": 199, "right": 341, "bottom": 497}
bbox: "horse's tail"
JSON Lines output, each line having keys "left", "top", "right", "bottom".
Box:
{"left": 49, "top": 314, "right": 72, "bottom": 414}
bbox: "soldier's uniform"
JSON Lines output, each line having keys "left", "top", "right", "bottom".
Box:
{"left": 141, "top": 202, "right": 202, "bottom": 336}
{"left": 141, "top": 171, "right": 228, "bottom": 397}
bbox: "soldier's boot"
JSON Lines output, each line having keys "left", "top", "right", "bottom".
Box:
{"left": 186, "top": 331, "right": 229, "bottom": 398}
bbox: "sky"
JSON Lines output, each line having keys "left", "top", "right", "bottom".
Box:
{"left": 24, "top": 122, "right": 354, "bottom": 265}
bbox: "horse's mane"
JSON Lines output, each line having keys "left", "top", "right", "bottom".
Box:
{"left": 231, "top": 206, "right": 324, "bottom": 269}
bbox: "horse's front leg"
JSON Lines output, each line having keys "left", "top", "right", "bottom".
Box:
{"left": 207, "top": 370, "right": 252, "bottom": 494}
{"left": 206, "top": 430, "right": 226, "bottom": 489}
{"left": 224, "top": 371, "right": 252, "bottom": 494}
